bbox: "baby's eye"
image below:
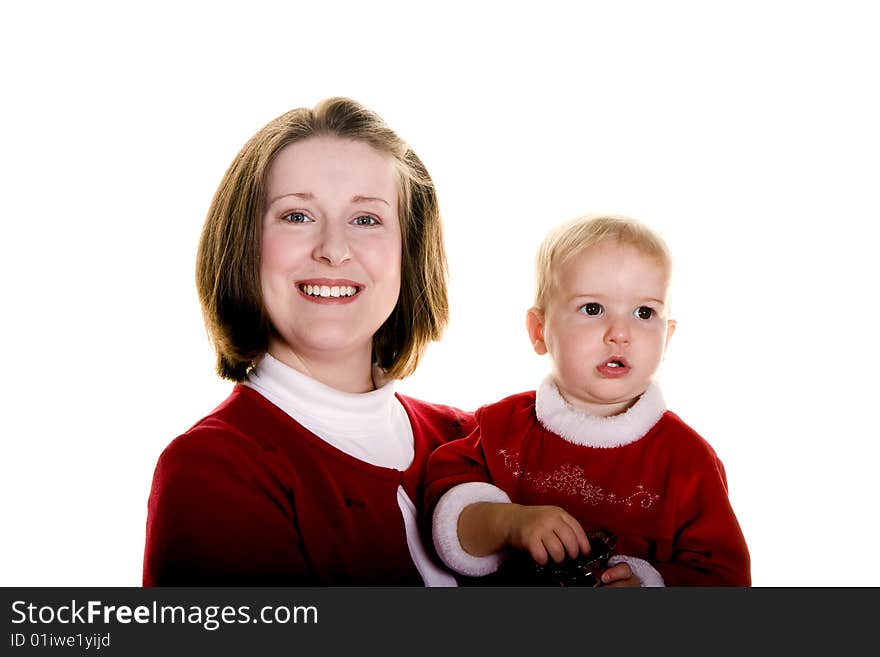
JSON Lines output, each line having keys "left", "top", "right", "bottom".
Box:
{"left": 579, "top": 302, "right": 604, "bottom": 316}
{"left": 634, "top": 306, "right": 655, "bottom": 320}
{"left": 352, "top": 215, "right": 379, "bottom": 226}
{"left": 282, "top": 211, "right": 311, "bottom": 224}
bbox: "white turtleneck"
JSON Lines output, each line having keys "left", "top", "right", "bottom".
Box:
{"left": 244, "top": 353, "right": 457, "bottom": 587}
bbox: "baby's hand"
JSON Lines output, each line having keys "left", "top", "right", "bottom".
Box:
{"left": 598, "top": 562, "right": 641, "bottom": 587}
{"left": 505, "top": 504, "right": 590, "bottom": 565}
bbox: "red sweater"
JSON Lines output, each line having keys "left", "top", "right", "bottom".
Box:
{"left": 424, "top": 390, "right": 751, "bottom": 586}
{"left": 143, "top": 384, "right": 475, "bottom": 586}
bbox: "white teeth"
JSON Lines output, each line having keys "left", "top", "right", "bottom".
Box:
{"left": 607, "top": 361, "right": 621, "bottom": 368}
{"left": 300, "top": 284, "right": 357, "bottom": 298}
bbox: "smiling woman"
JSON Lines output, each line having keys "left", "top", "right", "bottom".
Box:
{"left": 259, "top": 137, "right": 403, "bottom": 393}
{"left": 142, "top": 98, "right": 475, "bottom": 585}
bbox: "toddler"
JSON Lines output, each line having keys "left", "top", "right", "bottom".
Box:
{"left": 424, "top": 215, "right": 751, "bottom": 586}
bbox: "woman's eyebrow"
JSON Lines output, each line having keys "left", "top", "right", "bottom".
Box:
{"left": 266, "top": 192, "right": 390, "bottom": 207}
{"left": 267, "top": 191, "right": 313, "bottom": 205}
{"left": 351, "top": 195, "right": 390, "bottom": 207}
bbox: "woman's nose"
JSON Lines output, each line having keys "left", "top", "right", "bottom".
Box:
{"left": 312, "top": 223, "right": 351, "bottom": 266}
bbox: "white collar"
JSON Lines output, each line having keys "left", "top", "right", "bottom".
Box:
{"left": 244, "top": 353, "right": 399, "bottom": 441}
{"left": 534, "top": 375, "right": 666, "bottom": 448}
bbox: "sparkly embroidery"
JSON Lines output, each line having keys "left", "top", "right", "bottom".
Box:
{"left": 498, "top": 449, "right": 661, "bottom": 509}
{"left": 499, "top": 449, "right": 523, "bottom": 477}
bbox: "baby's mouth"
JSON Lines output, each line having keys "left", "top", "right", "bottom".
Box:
{"left": 596, "top": 357, "right": 630, "bottom": 376}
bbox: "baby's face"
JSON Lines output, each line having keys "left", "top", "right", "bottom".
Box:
{"left": 529, "top": 241, "right": 675, "bottom": 417}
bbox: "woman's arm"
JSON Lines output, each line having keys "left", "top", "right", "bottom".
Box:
{"left": 143, "top": 425, "right": 309, "bottom": 585}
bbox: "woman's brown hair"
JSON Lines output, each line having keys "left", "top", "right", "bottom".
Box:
{"left": 196, "top": 97, "right": 448, "bottom": 381}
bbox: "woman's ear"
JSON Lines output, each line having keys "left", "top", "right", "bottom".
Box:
{"left": 526, "top": 308, "right": 548, "bottom": 355}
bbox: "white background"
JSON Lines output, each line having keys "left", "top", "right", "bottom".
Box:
{"left": 2, "top": 1, "right": 877, "bottom": 587}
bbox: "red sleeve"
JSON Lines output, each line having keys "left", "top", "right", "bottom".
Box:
{"left": 142, "top": 423, "right": 309, "bottom": 586}
{"left": 422, "top": 407, "right": 494, "bottom": 519}
{"left": 658, "top": 452, "right": 751, "bottom": 586}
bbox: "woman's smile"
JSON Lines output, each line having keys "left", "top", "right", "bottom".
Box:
{"left": 296, "top": 278, "right": 363, "bottom": 303}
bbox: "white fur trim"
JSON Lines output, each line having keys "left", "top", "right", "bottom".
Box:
{"left": 535, "top": 376, "right": 666, "bottom": 448}
{"left": 608, "top": 555, "right": 666, "bottom": 587}
{"left": 432, "top": 482, "right": 512, "bottom": 577}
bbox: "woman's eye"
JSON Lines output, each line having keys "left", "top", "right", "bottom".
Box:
{"left": 634, "top": 306, "right": 655, "bottom": 320}
{"left": 352, "top": 215, "right": 379, "bottom": 226}
{"left": 579, "top": 302, "right": 604, "bottom": 316}
{"left": 282, "top": 211, "right": 311, "bottom": 224}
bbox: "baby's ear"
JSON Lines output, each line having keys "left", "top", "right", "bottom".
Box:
{"left": 664, "top": 318, "right": 677, "bottom": 352}
{"left": 526, "top": 308, "right": 548, "bottom": 355}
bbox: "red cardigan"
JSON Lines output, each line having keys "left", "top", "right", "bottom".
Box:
{"left": 425, "top": 391, "right": 751, "bottom": 586}
{"left": 143, "top": 384, "right": 475, "bottom": 586}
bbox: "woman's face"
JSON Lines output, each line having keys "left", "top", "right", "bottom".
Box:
{"left": 260, "top": 136, "right": 402, "bottom": 372}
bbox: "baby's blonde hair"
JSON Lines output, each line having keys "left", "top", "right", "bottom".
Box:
{"left": 534, "top": 214, "right": 673, "bottom": 310}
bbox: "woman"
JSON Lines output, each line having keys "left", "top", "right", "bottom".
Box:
{"left": 143, "top": 98, "right": 475, "bottom": 585}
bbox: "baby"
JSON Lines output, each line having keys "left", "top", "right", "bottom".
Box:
{"left": 424, "top": 215, "right": 751, "bottom": 586}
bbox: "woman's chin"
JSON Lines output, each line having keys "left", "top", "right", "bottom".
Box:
{"left": 272, "top": 329, "right": 375, "bottom": 362}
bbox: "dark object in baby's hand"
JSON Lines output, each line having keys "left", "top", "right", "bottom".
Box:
{"left": 500, "top": 529, "right": 617, "bottom": 587}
